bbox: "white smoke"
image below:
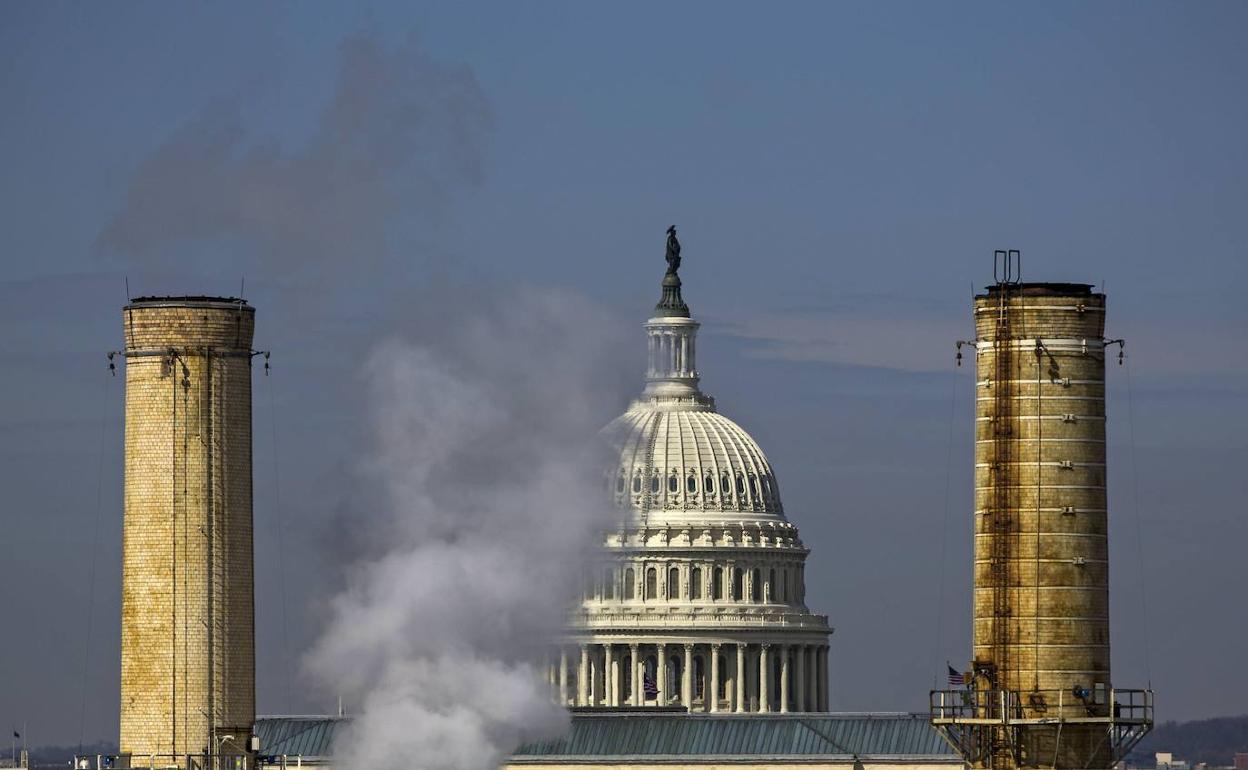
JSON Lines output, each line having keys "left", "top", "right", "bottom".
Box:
{"left": 306, "top": 286, "right": 632, "bottom": 770}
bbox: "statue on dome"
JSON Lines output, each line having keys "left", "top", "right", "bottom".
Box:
{"left": 665, "top": 225, "right": 681, "bottom": 275}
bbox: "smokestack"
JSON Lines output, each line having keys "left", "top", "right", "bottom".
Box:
{"left": 119, "top": 297, "right": 257, "bottom": 763}
{"left": 932, "top": 254, "right": 1152, "bottom": 770}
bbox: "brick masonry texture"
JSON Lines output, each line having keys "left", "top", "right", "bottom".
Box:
{"left": 120, "top": 301, "right": 256, "bottom": 761}
{"left": 972, "top": 289, "right": 1112, "bottom": 769}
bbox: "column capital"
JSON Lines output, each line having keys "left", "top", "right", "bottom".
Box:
{"left": 760, "top": 642, "right": 772, "bottom": 651}
{"left": 683, "top": 642, "right": 694, "bottom": 653}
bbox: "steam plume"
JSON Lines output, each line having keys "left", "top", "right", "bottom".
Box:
{"left": 306, "top": 286, "right": 631, "bottom": 770}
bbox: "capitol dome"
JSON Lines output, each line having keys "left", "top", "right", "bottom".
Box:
{"left": 553, "top": 228, "right": 831, "bottom": 715}
{"left": 603, "top": 406, "right": 788, "bottom": 522}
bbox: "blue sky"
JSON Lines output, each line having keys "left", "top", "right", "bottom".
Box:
{"left": 1, "top": 1, "right": 1245, "bottom": 746}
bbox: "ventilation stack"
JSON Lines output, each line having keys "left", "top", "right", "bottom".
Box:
{"left": 931, "top": 252, "right": 1152, "bottom": 770}
{"left": 119, "top": 297, "right": 258, "bottom": 766}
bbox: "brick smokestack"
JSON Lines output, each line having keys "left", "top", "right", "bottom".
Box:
{"left": 119, "top": 297, "right": 256, "bottom": 762}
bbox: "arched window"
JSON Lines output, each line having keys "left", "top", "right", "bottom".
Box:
{"left": 776, "top": 568, "right": 784, "bottom": 602}
{"left": 768, "top": 568, "right": 776, "bottom": 602}
{"left": 646, "top": 567, "right": 657, "bottom": 600}
{"left": 691, "top": 567, "right": 703, "bottom": 599}
{"left": 668, "top": 474, "right": 678, "bottom": 493}
{"left": 721, "top": 474, "right": 731, "bottom": 495}
{"left": 736, "top": 475, "right": 746, "bottom": 496}
{"left": 616, "top": 473, "right": 625, "bottom": 494}
{"left": 632, "top": 475, "right": 642, "bottom": 493}
{"left": 624, "top": 568, "right": 635, "bottom": 599}
{"left": 713, "top": 568, "right": 723, "bottom": 600}
{"left": 751, "top": 568, "right": 761, "bottom": 602}
{"left": 732, "top": 567, "right": 743, "bottom": 601}
{"left": 650, "top": 476, "right": 660, "bottom": 493}
{"left": 668, "top": 567, "right": 680, "bottom": 599}
{"left": 693, "top": 656, "right": 705, "bottom": 698}
{"left": 704, "top": 475, "right": 714, "bottom": 495}
{"left": 718, "top": 655, "right": 730, "bottom": 698}
{"left": 644, "top": 655, "right": 658, "bottom": 700}
{"left": 687, "top": 475, "right": 697, "bottom": 493}
{"left": 668, "top": 654, "right": 682, "bottom": 701}
{"left": 787, "top": 569, "right": 794, "bottom": 602}
{"left": 750, "top": 476, "right": 759, "bottom": 497}
{"left": 603, "top": 568, "right": 615, "bottom": 600}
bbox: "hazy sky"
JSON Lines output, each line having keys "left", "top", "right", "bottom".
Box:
{"left": 2, "top": 1, "right": 1246, "bottom": 748}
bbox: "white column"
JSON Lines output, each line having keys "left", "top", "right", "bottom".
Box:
{"left": 735, "top": 644, "right": 746, "bottom": 713}
{"left": 795, "top": 644, "right": 806, "bottom": 711}
{"left": 578, "top": 645, "right": 589, "bottom": 706}
{"left": 807, "top": 646, "right": 818, "bottom": 710}
{"left": 710, "top": 645, "right": 721, "bottom": 713}
{"left": 559, "top": 649, "right": 569, "bottom": 705}
{"left": 604, "top": 644, "right": 615, "bottom": 707}
{"left": 656, "top": 643, "right": 667, "bottom": 705}
{"left": 630, "top": 643, "right": 641, "bottom": 705}
{"left": 682, "top": 644, "right": 693, "bottom": 709}
{"left": 759, "top": 644, "right": 771, "bottom": 713}
{"left": 589, "top": 645, "right": 600, "bottom": 706}
{"left": 780, "top": 645, "right": 790, "bottom": 713}
{"left": 817, "top": 646, "right": 828, "bottom": 711}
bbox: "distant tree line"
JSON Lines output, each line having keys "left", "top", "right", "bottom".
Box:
{"left": 1131, "top": 715, "right": 1248, "bottom": 766}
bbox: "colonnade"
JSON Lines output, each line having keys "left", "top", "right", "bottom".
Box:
{"left": 646, "top": 326, "right": 696, "bottom": 379}
{"left": 548, "top": 641, "right": 829, "bottom": 713}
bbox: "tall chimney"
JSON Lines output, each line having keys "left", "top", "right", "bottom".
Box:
{"left": 119, "top": 297, "right": 256, "bottom": 763}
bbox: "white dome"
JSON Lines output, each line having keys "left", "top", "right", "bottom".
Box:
{"left": 603, "top": 404, "right": 785, "bottom": 521}
{"left": 558, "top": 235, "right": 830, "bottom": 716}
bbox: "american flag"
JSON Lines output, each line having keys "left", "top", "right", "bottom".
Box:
{"left": 643, "top": 670, "right": 659, "bottom": 698}
{"left": 947, "top": 665, "right": 966, "bottom": 687}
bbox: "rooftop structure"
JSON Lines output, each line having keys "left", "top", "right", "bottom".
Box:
{"left": 250, "top": 713, "right": 963, "bottom": 770}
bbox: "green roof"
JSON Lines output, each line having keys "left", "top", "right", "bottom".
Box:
{"left": 254, "top": 713, "right": 959, "bottom": 761}
{"left": 255, "top": 717, "right": 345, "bottom": 758}
{"left": 513, "top": 713, "right": 958, "bottom": 760}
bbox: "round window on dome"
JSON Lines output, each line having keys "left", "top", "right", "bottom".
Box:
{"left": 686, "top": 476, "right": 697, "bottom": 493}
{"left": 668, "top": 475, "right": 678, "bottom": 493}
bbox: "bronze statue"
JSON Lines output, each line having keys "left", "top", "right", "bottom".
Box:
{"left": 665, "top": 225, "right": 681, "bottom": 275}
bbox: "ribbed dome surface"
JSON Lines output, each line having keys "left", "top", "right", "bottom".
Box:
{"left": 603, "top": 403, "right": 784, "bottom": 519}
